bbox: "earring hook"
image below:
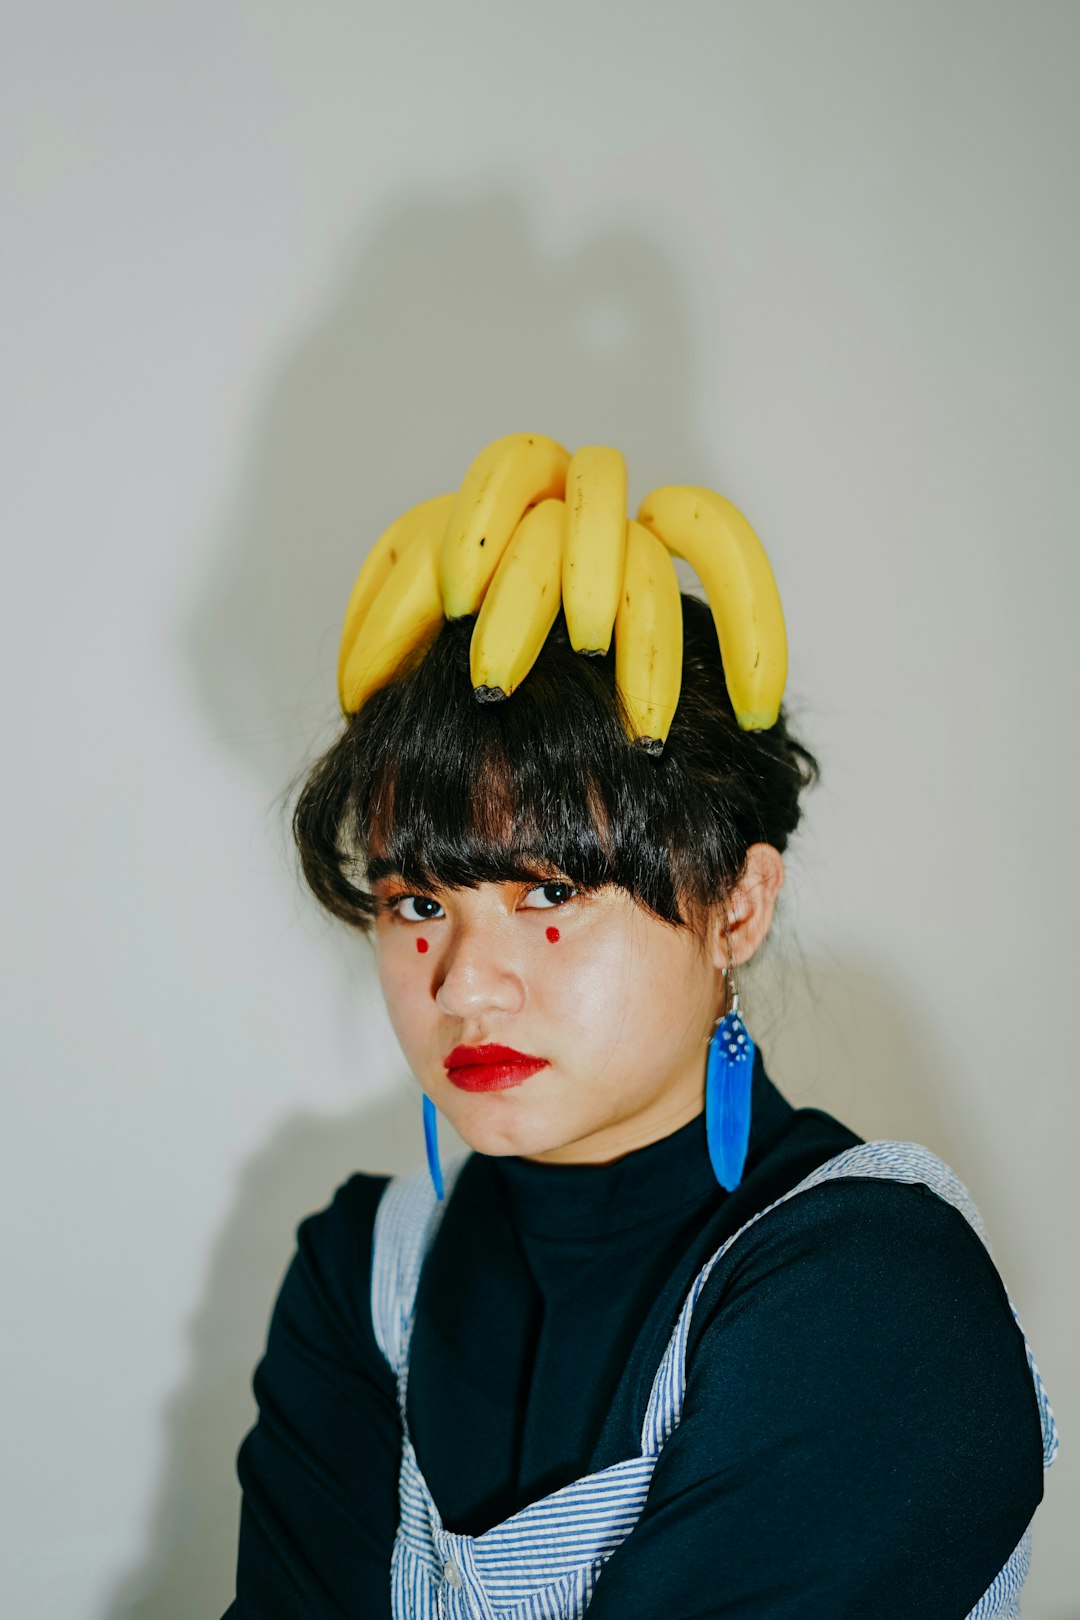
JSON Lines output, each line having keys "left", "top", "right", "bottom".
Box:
{"left": 709, "top": 961, "right": 739, "bottom": 1036}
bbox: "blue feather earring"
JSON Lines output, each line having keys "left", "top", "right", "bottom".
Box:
{"left": 423, "top": 1093, "right": 444, "bottom": 1201}
{"left": 705, "top": 964, "right": 755, "bottom": 1192}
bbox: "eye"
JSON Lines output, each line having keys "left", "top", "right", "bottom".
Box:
{"left": 522, "top": 882, "right": 578, "bottom": 909}
{"left": 379, "top": 883, "right": 577, "bottom": 922}
{"left": 388, "top": 894, "right": 445, "bottom": 922}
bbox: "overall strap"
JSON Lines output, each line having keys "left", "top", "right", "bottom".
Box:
{"left": 641, "top": 1140, "right": 1060, "bottom": 1471}
{"left": 370, "top": 1151, "right": 470, "bottom": 1410}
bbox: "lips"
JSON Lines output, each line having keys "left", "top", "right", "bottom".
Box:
{"left": 443, "top": 1043, "right": 550, "bottom": 1092}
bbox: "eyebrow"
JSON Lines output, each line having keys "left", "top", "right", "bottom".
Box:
{"left": 364, "top": 857, "right": 406, "bottom": 886}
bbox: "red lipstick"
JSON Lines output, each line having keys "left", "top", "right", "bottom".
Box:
{"left": 443, "top": 1043, "right": 549, "bottom": 1092}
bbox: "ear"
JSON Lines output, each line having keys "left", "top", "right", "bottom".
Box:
{"left": 706, "top": 843, "right": 785, "bottom": 972}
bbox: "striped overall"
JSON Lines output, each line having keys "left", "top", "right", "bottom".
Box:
{"left": 370, "top": 1139, "right": 1060, "bottom": 1619}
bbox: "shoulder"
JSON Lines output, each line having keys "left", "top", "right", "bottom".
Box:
{"left": 274, "top": 1170, "right": 393, "bottom": 1361}
{"left": 598, "top": 1164, "right": 1047, "bottom": 1618}
{"left": 295, "top": 1168, "right": 393, "bottom": 1259}
{"left": 690, "top": 1168, "right": 1041, "bottom": 1459}
{"left": 701, "top": 1168, "right": 1016, "bottom": 1328}
{"left": 303, "top": 1167, "right": 394, "bottom": 1239}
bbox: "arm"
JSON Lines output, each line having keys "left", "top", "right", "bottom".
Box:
{"left": 586, "top": 1179, "right": 1045, "bottom": 1619}
{"left": 221, "top": 1174, "right": 400, "bottom": 1620}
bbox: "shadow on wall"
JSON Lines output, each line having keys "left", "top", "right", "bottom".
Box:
{"left": 174, "top": 181, "right": 703, "bottom": 792}
{"left": 97, "top": 1079, "right": 463, "bottom": 1620}
{"left": 96, "top": 183, "right": 1023, "bottom": 1618}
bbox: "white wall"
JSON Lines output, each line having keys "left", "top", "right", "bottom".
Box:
{"left": 3, "top": 3, "right": 1076, "bottom": 1614}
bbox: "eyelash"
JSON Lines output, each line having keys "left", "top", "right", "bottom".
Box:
{"left": 380, "top": 882, "right": 578, "bottom": 924}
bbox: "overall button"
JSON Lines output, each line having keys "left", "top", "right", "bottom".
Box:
{"left": 442, "top": 1558, "right": 463, "bottom": 1588}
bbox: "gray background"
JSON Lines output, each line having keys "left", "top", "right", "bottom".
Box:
{"left": 2, "top": 2, "right": 1076, "bottom": 1615}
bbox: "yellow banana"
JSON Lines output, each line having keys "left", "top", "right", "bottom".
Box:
{"left": 338, "top": 503, "right": 448, "bottom": 715}
{"left": 561, "top": 445, "right": 628, "bottom": 656}
{"left": 469, "top": 498, "right": 566, "bottom": 699}
{"left": 440, "top": 432, "right": 570, "bottom": 618}
{"left": 337, "top": 493, "right": 455, "bottom": 711}
{"left": 636, "top": 485, "right": 787, "bottom": 730}
{"left": 613, "top": 519, "right": 683, "bottom": 754}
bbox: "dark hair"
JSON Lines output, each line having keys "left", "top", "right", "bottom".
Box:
{"left": 288, "top": 595, "right": 820, "bottom": 953}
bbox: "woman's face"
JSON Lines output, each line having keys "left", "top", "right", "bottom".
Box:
{"left": 370, "top": 863, "right": 765, "bottom": 1164}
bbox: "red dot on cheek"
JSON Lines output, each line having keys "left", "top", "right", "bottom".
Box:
{"left": 416, "top": 937, "right": 429, "bottom": 953}
{"left": 545, "top": 926, "right": 560, "bottom": 943}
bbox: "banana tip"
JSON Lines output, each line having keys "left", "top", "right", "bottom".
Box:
{"left": 474, "top": 684, "right": 509, "bottom": 703}
{"left": 736, "top": 708, "right": 780, "bottom": 731}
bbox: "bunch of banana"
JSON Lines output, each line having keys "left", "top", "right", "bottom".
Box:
{"left": 336, "top": 430, "right": 788, "bottom": 752}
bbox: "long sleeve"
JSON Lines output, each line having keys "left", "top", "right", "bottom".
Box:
{"left": 221, "top": 1173, "right": 399, "bottom": 1620}
{"left": 584, "top": 1179, "right": 1045, "bottom": 1620}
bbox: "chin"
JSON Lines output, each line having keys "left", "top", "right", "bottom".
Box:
{"left": 440, "top": 1093, "right": 563, "bottom": 1158}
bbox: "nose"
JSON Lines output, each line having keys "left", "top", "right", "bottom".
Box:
{"left": 434, "top": 920, "right": 526, "bottom": 1022}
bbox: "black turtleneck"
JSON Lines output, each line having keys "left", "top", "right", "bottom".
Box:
{"left": 224, "top": 1049, "right": 1046, "bottom": 1619}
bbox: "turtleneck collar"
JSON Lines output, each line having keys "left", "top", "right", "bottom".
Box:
{"left": 490, "top": 1045, "right": 791, "bottom": 1240}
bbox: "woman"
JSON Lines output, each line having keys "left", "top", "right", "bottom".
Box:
{"left": 223, "top": 439, "right": 1058, "bottom": 1618}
